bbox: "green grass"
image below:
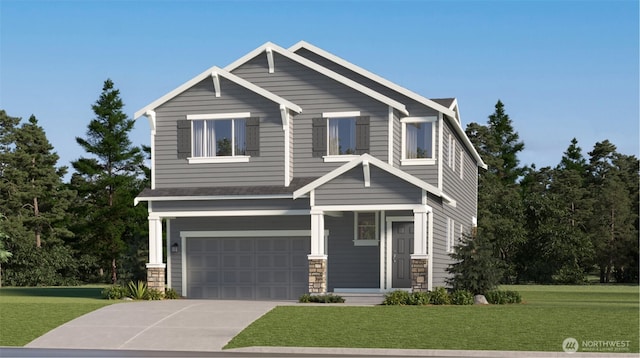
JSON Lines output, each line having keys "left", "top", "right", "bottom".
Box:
{"left": 0, "top": 286, "right": 114, "bottom": 346}
{"left": 225, "top": 285, "right": 639, "bottom": 352}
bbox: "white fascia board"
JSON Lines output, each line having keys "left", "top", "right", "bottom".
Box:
{"left": 225, "top": 42, "right": 409, "bottom": 115}
{"left": 289, "top": 41, "right": 486, "bottom": 169}
{"left": 149, "top": 209, "right": 310, "bottom": 219}
{"left": 293, "top": 153, "right": 453, "bottom": 204}
{"left": 289, "top": 41, "right": 452, "bottom": 115}
{"left": 133, "top": 64, "right": 301, "bottom": 120}
{"left": 213, "top": 66, "right": 302, "bottom": 113}
{"left": 134, "top": 194, "right": 295, "bottom": 206}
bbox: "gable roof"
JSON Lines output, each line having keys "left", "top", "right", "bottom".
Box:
{"left": 289, "top": 41, "right": 486, "bottom": 169}
{"left": 293, "top": 154, "right": 456, "bottom": 206}
{"left": 133, "top": 66, "right": 302, "bottom": 120}
{"left": 224, "top": 42, "right": 409, "bottom": 116}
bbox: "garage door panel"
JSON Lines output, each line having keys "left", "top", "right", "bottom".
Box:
{"left": 187, "top": 236, "right": 309, "bottom": 300}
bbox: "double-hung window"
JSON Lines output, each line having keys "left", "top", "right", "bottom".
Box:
{"left": 312, "top": 111, "right": 369, "bottom": 162}
{"left": 401, "top": 116, "right": 436, "bottom": 165}
{"left": 182, "top": 113, "right": 257, "bottom": 164}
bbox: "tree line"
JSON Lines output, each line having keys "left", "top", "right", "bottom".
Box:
{"left": 0, "top": 82, "right": 638, "bottom": 286}
{"left": 465, "top": 101, "right": 639, "bottom": 284}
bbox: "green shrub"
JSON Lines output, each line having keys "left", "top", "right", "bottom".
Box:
{"left": 101, "top": 285, "right": 128, "bottom": 300}
{"left": 164, "top": 288, "right": 179, "bottom": 299}
{"left": 486, "top": 290, "right": 522, "bottom": 304}
{"left": 145, "top": 288, "right": 164, "bottom": 300}
{"left": 450, "top": 289, "right": 474, "bottom": 305}
{"left": 127, "top": 281, "right": 147, "bottom": 300}
{"left": 382, "top": 290, "right": 411, "bottom": 305}
{"left": 429, "top": 287, "right": 451, "bottom": 305}
{"left": 408, "top": 291, "right": 431, "bottom": 305}
{"left": 298, "top": 294, "right": 345, "bottom": 303}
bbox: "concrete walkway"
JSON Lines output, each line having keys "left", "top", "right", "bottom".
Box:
{"left": 26, "top": 299, "right": 285, "bottom": 351}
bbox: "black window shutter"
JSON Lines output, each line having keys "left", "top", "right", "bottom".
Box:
{"left": 355, "top": 116, "right": 370, "bottom": 154}
{"left": 177, "top": 120, "right": 191, "bottom": 159}
{"left": 245, "top": 117, "right": 260, "bottom": 157}
{"left": 312, "top": 117, "right": 327, "bottom": 158}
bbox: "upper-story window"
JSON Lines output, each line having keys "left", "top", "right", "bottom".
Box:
{"left": 177, "top": 112, "right": 259, "bottom": 164}
{"left": 192, "top": 118, "right": 246, "bottom": 157}
{"left": 401, "top": 116, "right": 436, "bottom": 165}
{"left": 312, "top": 111, "right": 370, "bottom": 162}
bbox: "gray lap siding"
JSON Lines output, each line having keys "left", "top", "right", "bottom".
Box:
{"left": 231, "top": 53, "right": 392, "bottom": 177}
{"left": 153, "top": 76, "right": 285, "bottom": 188}
{"left": 313, "top": 166, "right": 422, "bottom": 207}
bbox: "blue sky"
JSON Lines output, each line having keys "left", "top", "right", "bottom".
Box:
{"left": 1, "top": 0, "right": 638, "bottom": 178}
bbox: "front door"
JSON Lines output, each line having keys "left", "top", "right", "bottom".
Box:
{"left": 391, "top": 222, "right": 413, "bottom": 288}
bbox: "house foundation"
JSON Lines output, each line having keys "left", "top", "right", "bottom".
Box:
{"left": 411, "top": 258, "right": 428, "bottom": 292}
{"left": 308, "top": 258, "right": 327, "bottom": 294}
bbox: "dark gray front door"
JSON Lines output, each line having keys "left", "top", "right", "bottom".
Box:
{"left": 392, "top": 222, "right": 413, "bottom": 288}
{"left": 186, "top": 237, "right": 309, "bottom": 300}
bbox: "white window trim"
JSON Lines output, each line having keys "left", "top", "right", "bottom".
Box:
{"left": 400, "top": 116, "right": 437, "bottom": 166}
{"left": 446, "top": 217, "right": 455, "bottom": 253}
{"left": 186, "top": 112, "right": 251, "bottom": 163}
{"left": 459, "top": 149, "right": 464, "bottom": 179}
{"left": 323, "top": 112, "right": 361, "bottom": 161}
{"left": 354, "top": 211, "right": 379, "bottom": 246}
{"left": 448, "top": 133, "right": 453, "bottom": 168}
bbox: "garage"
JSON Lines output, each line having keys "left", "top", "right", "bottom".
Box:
{"left": 185, "top": 235, "right": 310, "bottom": 300}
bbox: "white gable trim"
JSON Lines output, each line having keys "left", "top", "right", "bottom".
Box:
{"left": 134, "top": 66, "right": 301, "bottom": 119}
{"left": 293, "top": 153, "right": 456, "bottom": 206}
{"left": 290, "top": 41, "right": 486, "bottom": 169}
{"left": 225, "top": 42, "right": 409, "bottom": 116}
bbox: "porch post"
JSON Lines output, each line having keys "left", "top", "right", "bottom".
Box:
{"left": 146, "top": 216, "right": 166, "bottom": 292}
{"left": 411, "top": 207, "right": 429, "bottom": 292}
{"left": 308, "top": 209, "right": 327, "bottom": 294}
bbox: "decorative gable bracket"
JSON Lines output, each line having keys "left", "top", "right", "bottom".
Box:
{"left": 211, "top": 72, "right": 221, "bottom": 97}
{"left": 266, "top": 47, "right": 274, "bottom": 73}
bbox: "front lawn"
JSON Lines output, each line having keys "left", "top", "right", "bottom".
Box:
{"left": 225, "top": 285, "right": 639, "bottom": 353}
{"left": 0, "top": 286, "right": 114, "bottom": 346}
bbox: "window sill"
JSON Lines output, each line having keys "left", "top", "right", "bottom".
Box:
{"left": 187, "top": 156, "right": 250, "bottom": 164}
{"left": 353, "top": 239, "right": 379, "bottom": 247}
{"left": 401, "top": 158, "right": 436, "bottom": 166}
{"left": 323, "top": 155, "right": 359, "bottom": 163}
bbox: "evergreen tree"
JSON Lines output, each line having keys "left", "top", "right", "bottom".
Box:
{"left": 466, "top": 100, "right": 526, "bottom": 282}
{"left": 71, "top": 79, "right": 146, "bottom": 284}
{"left": 587, "top": 140, "right": 637, "bottom": 283}
{"left": 446, "top": 233, "right": 503, "bottom": 295}
{"left": 0, "top": 111, "right": 78, "bottom": 285}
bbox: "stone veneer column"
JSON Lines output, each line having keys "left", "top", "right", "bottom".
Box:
{"left": 308, "top": 258, "right": 327, "bottom": 294}
{"left": 411, "top": 258, "right": 428, "bottom": 292}
{"left": 146, "top": 266, "right": 165, "bottom": 293}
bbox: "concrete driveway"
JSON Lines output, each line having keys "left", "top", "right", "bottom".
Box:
{"left": 25, "top": 299, "right": 285, "bottom": 352}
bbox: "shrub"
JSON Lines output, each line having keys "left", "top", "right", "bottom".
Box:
{"left": 446, "top": 233, "right": 503, "bottom": 295}
{"left": 382, "top": 290, "right": 411, "bottom": 305}
{"left": 486, "top": 289, "right": 522, "bottom": 304}
{"left": 408, "top": 291, "right": 431, "bottom": 305}
{"left": 145, "top": 288, "right": 164, "bottom": 300}
{"left": 128, "top": 280, "right": 147, "bottom": 300}
{"left": 429, "top": 287, "right": 451, "bottom": 305}
{"left": 450, "top": 289, "right": 474, "bottom": 305}
{"left": 298, "top": 293, "right": 345, "bottom": 303}
{"left": 164, "top": 288, "right": 179, "bottom": 299}
{"left": 101, "top": 285, "right": 128, "bottom": 300}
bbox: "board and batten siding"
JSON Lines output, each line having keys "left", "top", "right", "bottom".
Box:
{"left": 231, "top": 52, "right": 391, "bottom": 178}
{"left": 313, "top": 166, "right": 422, "bottom": 206}
{"left": 326, "top": 213, "right": 380, "bottom": 290}
{"left": 167, "top": 216, "right": 311, "bottom": 296}
{"left": 153, "top": 76, "right": 286, "bottom": 188}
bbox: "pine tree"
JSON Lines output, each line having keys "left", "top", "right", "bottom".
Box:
{"left": 466, "top": 100, "right": 526, "bottom": 282}
{"left": 71, "top": 79, "right": 146, "bottom": 284}
{"left": 446, "top": 233, "right": 503, "bottom": 295}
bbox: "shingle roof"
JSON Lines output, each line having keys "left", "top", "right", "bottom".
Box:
{"left": 136, "top": 177, "right": 316, "bottom": 200}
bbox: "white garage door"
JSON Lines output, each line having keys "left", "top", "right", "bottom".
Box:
{"left": 186, "top": 237, "right": 309, "bottom": 300}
